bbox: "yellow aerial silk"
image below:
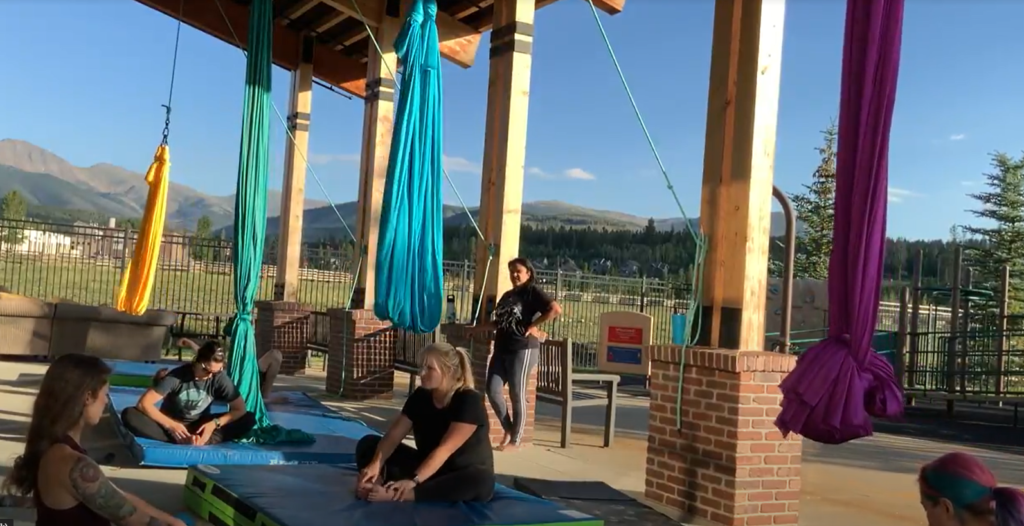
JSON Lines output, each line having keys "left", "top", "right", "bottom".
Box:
{"left": 116, "top": 145, "right": 170, "bottom": 315}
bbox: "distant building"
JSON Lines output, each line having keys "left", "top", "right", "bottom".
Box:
{"left": 619, "top": 260, "right": 641, "bottom": 278}
{"left": 71, "top": 221, "right": 116, "bottom": 258}
{"left": 558, "top": 259, "right": 581, "bottom": 274}
{"left": 590, "top": 258, "right": 613, "bottom": 275}
{"left": 15, "top": 229, "right": 80, "bottom": 257}
{"left": 647, "top": 262, "right": 670, "bottom": 280}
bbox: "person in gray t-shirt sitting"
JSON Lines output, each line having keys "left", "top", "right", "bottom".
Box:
{"left": 177, "top": 336, "right": 282, "bottom": 400}
{"left": 121, "top": 342, "right": 256, "bottom": 445}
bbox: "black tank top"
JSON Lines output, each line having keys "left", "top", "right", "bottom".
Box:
{"left": 35, "top": 435, "right": 111, "bottom": 526}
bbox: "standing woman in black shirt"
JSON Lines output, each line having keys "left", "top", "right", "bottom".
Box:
{"left": 476, "top": 257, "right": 561, "bottom": 451}
{"left": 354, "top": 343, "right": 495, "bottom": 503}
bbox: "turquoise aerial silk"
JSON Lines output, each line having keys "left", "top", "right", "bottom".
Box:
{"left": 227, "top": 0, "right": 313, "bottom": 445}
{"left": 373, "top": 0, "right": 445, "bottom": 334}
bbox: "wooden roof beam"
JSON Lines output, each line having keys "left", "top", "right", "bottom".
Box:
{"left": 531, "top": 0, "right": 625, "bottom": 15}
{"left": 280, "top": 0, "right": 323, "bottom": 23}
{"left": 588, "top": 0, "right": 626, "bottom": 16}
{"left": 135, "top": 0, "right": 366, "bottom": 97}
{"left": 475, "top": 0, "right": 626, "bottom": 31}
{"left": 322, "top": 0, "right": 482, "bottom": 68}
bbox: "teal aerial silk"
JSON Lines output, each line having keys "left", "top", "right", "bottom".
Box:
{"left": 373, "top": 0, "right": 445, "bottom": 334}
{"left": 227, "top": 0, "right": 313, "bottom": 445}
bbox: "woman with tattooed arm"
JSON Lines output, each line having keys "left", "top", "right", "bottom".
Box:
{"left": 1, "top": 354, "right": 194, "bottom": 526}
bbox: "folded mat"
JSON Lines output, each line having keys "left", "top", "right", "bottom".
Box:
{"left": 107, "top": 359, "right": 183, "bottom": 387}
{"left": 184, "top": 464, "right": 603, "bottom": 526}
{"left": 107, "top": 386, "right": 377, "bottom": 468}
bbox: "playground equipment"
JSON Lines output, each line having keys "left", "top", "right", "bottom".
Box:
{"left": 903, "top": 246, "right": 1013, "bottom": 413}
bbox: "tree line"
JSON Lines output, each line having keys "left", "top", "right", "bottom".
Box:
{"left": 4, "top": 129, "right": 1023, "bottom": 306}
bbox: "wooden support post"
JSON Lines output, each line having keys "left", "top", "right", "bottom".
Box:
{"left": 274, "top": 34, "right": 315, "bottom": 302}
{"left": 472, "top": 0, "right": 535, "bottom": 319}
{"left": 351, "top": 17, "right": 399, "bottom": 309}
{"left": 695, "top": 0, "right": 785, "bottom": 351}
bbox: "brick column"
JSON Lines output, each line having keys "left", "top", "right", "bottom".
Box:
{"left": 326, "top": 309, "right": 395, "bottom": 400}
{"left": 645, "top": 346, "right": 801, "bottom": 526}
{"left": 442, "top": 324, "right": 537, "bottom": 447}
{"left": 254, "top": 301, "right": 310, "bottom": 376}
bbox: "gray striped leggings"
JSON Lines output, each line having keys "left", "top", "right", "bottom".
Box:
{"left": 485, "top": 347, "right": 539, "bottom": 445}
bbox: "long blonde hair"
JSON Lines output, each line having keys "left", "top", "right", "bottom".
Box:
{"left": 420, "top": 342, "right": 474, "bottom": 405}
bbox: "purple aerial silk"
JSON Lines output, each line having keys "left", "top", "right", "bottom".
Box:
{"left": 774, "top": 0, "right": 906, "bottom": 444}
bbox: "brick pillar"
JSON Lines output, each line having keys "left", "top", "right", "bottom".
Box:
{"left": 442, "top": 324, "right": 537, "bottom": 447}
{"left": 326, "top": 308, "right": 395, "bottom": 400}
{"left": 254, "top": 301, "right": 310, "bottom": 376}
{"left": 645, "top": 346, "right": 801, "bottom": 526}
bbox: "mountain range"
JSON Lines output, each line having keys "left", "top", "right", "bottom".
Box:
{"left": 0, "top": 139, "right": 798, "bottom": 239}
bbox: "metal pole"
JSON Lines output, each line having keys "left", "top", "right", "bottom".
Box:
{"left": 960, "top": 267, "right": 973, "bottom": 395}
{"left": 997, "top": 265, "right": 1010, "bottom": 397}
{"left": 945, "top": 246, "right": 962, "bottom": 415}
{"left": 908, "top": 249, "right": 923, "bottom": 387}
{"left": 772, "top": 185, "right": 796, "bottom": 353}
{"left": 896, "top": 286, "right": 910, "bottom": 389}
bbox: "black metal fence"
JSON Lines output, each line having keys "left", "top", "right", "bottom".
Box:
{"left": 4, "top": 218, "right": 975, "bottom": 376}
{"left": 0, "top": 218, "right": 690, "bottom": 350}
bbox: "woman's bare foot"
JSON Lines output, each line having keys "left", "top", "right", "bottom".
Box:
{"left": 497, "top": 441, "right": 521, "bottom": 452}
{"left": 501, "top": 432, "right": 512, "bottom": 448}
{"left": 356, "top": 482, "right": 374, "bottom": 500}
{"left": 367, "top": 484, "right": 393, "bottom": 502}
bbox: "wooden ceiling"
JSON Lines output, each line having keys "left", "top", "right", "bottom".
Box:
{"left": 135, "top": 0, "right": 625, "bottom": 98}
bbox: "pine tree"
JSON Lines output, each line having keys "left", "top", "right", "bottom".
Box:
{"left": 961, "top": 152, "right": 1024, "bottom": 307}
{"left": 191, "top": 215, "right": 213, "bottom": 262}
{"left": 0, "top": 190, "right": 28, "bottom": 249}
{"left": 791, "top": 120, "right": 837, "bottom": 280}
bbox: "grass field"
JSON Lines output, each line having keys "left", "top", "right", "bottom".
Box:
{"left": 0, "top": 255, "right": 681, "bottom": 346}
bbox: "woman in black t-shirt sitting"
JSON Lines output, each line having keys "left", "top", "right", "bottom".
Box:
{"left": 354, "top": 343, "right": 495, "bottom": 503}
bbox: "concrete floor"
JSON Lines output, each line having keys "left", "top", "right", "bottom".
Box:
{"left": 1, "top": 361, "right": 1021, "bottom": 526}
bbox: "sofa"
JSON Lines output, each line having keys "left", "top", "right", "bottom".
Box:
{"left": 0, "top": 293, "right": 56, "bottom": 357}
{"left": 0, "top": 294, "right": 178, "bottom": 362}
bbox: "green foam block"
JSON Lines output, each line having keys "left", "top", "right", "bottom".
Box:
{"left": 184, "top": 468, "right": 281, "bottom": 526}
{"left": 108, "top": 373, "right": 153, "bottom": 388}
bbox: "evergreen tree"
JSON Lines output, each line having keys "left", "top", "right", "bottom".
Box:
{"left": 790, "top": 121, "right": 837, "bottom": 280}
{"left": 0, "top": 190, "right": 28, "bottom": 248}
{"left": 962, "top": 152, "right": 1024, "bottom": 307}
{"left": 1, "top": 190, "right": 27, "bottom": 221}
{"left": 191, "top": 215, "right": 213, "bottom": 261}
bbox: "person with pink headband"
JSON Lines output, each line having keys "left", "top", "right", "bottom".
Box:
{"left": 919, "top": 451, "right": 1024, "bottom": 526}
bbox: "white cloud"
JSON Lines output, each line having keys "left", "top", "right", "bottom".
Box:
{"left": 526, "top": 167, "right": 596, "bottom": 180}
{"left": 888, "top": 187, "right": 920, "bottom": 203}
{"left": 949, "top": 133, "right": 967, "bottom": 141}
{"left": 961, "top": 180, "right": 977, "bottom": 187}
{"left": 309, "top": 153, "right": 359, "bottom": 165}
{"left": 563, "top": 168, "right": 596, "bottom": 180}
{"left": 442, "top": 155, "right": 479, "bottom": 174}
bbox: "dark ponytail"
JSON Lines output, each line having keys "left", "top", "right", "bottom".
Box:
{"left": 993, "top": 486, "right": 1024, "bottom": 526}
{"left": 920, "top": 452, "right": 1024, "bottom": 526}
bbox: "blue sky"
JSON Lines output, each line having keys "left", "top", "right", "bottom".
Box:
{"left": 1, "top": 1, "right": 1023, "bottom": 240}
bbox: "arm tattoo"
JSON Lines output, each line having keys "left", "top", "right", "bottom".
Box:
{"left": 68, "top": 455, "right": 146, "bottom": 524}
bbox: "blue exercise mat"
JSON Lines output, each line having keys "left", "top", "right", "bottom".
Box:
{"left": 107, "top": 386, "right": 378, "bottom": 468}
{"left": 108, "top": 359, "right": 177, "bottom": 376}
{"left": 184, "top": 464, "right": 604, "bottom": 526}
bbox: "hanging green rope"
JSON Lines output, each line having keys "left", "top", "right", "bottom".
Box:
{"left": 227, "top": 0, "right": 313, "bottom": 445}
{"left": 584, "top": 0, "right": 708, "bottom": 429}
